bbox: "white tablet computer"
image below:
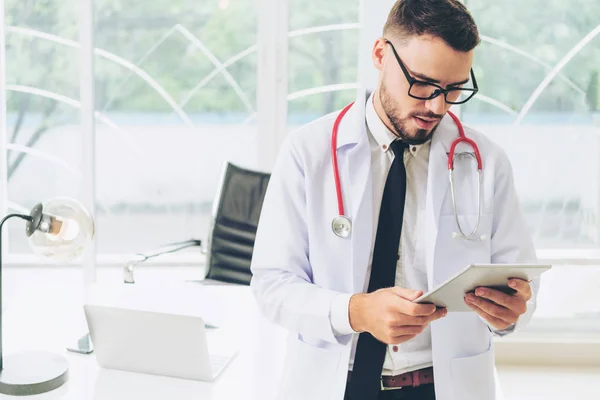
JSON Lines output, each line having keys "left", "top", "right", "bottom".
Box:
{"left": 413, "top": 264, "right": 551, "bottom": 312}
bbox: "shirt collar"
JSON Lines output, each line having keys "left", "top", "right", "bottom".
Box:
{"left": 365, "top": 92, "right": 430, "bottom": 157}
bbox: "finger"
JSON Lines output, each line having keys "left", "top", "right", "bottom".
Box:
{"left": 389, "top": 289, "right": 436, "bottom": 316}
{"left": 508, "top": 279, "right": 532, "bottom": 301}
{"left": 391, "top": 287, "right": 423, "bottom": 301}
{"left": 474, "top": 287, "right": 527, "bottom": 315}
{"left": 403, "top": 307, "right": 447, "bottom": 325}
{"left": 390, "top": 325, "right": 426, "bottom": 336}
{"left": 464, "top": 299, "right": 512, "bottom": 330}
{"left": 465, "top": 294, "right": 517, "bottom": 323}
{"left": 473, "top": 287, "right": 520, "bottom": 310}
{"left": 389, "top": 334, "right": 417, "bottom": 345}
{"left": 427, "top": 307, "right": 448, "bottom": 322}
{"left": 400, "top": 300, "right": 437, "bottom": 317}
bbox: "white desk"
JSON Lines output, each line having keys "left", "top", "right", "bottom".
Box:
{"left": 2, "top": 269, "right": 598, "bottom": 400}
{"left": 0, "top": 280, "right": 287, "bottom": 400}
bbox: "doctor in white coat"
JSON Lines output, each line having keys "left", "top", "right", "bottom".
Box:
{"left": 250, "top": 1, "right": 539, "bottom": 399}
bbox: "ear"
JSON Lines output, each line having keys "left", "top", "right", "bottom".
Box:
{"left": 372, "top": 38, "right": 387, "bottom": 72}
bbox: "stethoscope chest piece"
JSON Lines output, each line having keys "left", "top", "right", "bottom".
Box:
{"left": 332, "top": 216, "right": 352, "bottom": 238}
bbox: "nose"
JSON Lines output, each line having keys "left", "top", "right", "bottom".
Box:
{"left": 426, "top": 94, "right": 446, "bottom": 116}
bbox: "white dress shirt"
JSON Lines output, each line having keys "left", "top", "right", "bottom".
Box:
{"left": 330, "top": 93, "right": 433, "bottom": 376}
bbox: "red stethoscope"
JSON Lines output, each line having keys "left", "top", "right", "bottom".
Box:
{"left": 331, "top": 102, "right": 484, "bottom": 240}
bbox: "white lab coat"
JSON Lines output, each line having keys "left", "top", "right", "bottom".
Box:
{"left": 250, "top": 101, "right": 539, "bottom": 400}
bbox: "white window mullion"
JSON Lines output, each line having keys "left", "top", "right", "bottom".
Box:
{"left": 78, "top": 0, "right": 97, "bottom": 284}
{"left": 0, "top": 0, "right": 8, "bottom": 224}
{"left": 0, "top": 0, "right": 10, "bottom": 255}
{"left": 257, "top": 0, "right": 288, "bottom": 172}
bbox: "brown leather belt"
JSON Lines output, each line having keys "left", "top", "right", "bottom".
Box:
{"left": 347, "top": 367, "right": 434, "bottom": 390}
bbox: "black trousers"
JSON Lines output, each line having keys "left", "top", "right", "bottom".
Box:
{"left": 345, "top": 383, "right": 436, "bottom": 400}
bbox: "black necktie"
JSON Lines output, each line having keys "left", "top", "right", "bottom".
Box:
{"left": 346, "top": 140, "right": 408, "bottom": 400}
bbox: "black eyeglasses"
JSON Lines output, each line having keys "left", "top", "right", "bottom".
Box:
{"left": 384, "top": 39, "right": 478, "bottom": 105}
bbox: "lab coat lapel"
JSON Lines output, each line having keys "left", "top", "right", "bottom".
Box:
{"left": 336, "top": 102, "right": 373, "bottom": 293}
{"left": 425, "top": 115, "right": 458, "bottom": 289}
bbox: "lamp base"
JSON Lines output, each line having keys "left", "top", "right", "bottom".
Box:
{"left": 0, "top": 350, "right": 68, "bottom": 396}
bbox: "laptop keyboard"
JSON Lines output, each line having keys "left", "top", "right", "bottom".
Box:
{"left": 209, "top": 354, "right": 231, "bottom": 374}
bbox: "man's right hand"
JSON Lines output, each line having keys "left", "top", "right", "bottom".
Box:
{"left": 348, "top": 287, "right": 447, "bottom": 344}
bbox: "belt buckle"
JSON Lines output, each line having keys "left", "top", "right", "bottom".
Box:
{"left": 380, "top": 378, "right": 403, "bottom": 391}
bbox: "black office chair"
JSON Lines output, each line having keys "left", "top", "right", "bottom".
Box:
{"left": 123, "top": 162, "right": 271, "bottom": 286}
{"left": 203, "top": 162, "right": 271, "bottom": 284}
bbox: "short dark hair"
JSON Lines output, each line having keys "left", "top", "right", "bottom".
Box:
{"left": 383, "top": 0, "right": 480, "bottom": 52}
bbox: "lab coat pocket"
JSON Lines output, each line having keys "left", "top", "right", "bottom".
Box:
{"left": 278, "top": 337, "right": 340, "bottom": 400}
{"left": 451, "top": 344, "right": 496, "bottom": 400}
{"left": 434, "top": 213, "right": 493, "bottom": 285}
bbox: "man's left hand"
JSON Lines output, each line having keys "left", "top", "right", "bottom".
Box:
{"left": 464, "top": 279, "right": 531, "bottom": 331}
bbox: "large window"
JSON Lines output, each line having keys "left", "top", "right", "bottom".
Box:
{"left": 93, "top": 0, "right": 258, "bottom": 254}
{"left": 2, "top": 0, "right": 362, "bottom": 257}
{"left": 463, "top": 0, "right": 600, "bottom": 328}
{"left": 4, "top": 0, "right": 83, "bottom": 254}
{"left": 287, "top": 0, "right": 359, "bottom": 130}
{"left": 2, "top": 0, "right": 599, "bottom": 334}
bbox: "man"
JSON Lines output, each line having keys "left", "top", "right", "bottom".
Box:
{"left": 250, "top": 1, "right": 539, "bottom": 399}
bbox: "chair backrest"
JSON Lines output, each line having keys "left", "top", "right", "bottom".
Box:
{"left": 205, "top": 162, "right": 271, "bottom": 285}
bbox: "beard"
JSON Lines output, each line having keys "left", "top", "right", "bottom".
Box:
{"left": 379, "top": 81, "right": 443, "bottom": 145}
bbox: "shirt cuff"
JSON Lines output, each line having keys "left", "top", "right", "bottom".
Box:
{"left": 330, "top": 293, "right": 356, "bottom": 336}
{"left": 490, "top": 323, "right": 516, "bottom": 337}
{"left": 479, "top": 314, "right": 516, "bottom": 336}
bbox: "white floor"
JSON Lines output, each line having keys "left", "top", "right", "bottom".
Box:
{"left": 497, "top": 365, "right": 600, "bottom": 400}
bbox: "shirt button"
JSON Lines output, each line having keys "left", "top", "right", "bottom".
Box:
{"left": 412, "top": 147, "right": 417, "bottom": 152}
{"left": 392, "top": 346, "right": 399, "bottom": 352}
{"left": 382, "top": 144, "right": 388, "bottom": 150}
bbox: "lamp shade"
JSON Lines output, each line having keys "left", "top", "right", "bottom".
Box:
{"left": 25, "top": 198, "right": 95, "bottom": 262}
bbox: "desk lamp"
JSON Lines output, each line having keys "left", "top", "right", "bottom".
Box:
{"left": 0, "top": 198, "right": 94, "bottom": 396}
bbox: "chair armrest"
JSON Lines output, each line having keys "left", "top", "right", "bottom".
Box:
{"left": 123, "top": 239, "right": 203, "bottom": 283}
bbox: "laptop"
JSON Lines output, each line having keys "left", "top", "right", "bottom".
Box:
{"left": 83, "top": 304, "right": 237, "bottom": 381}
